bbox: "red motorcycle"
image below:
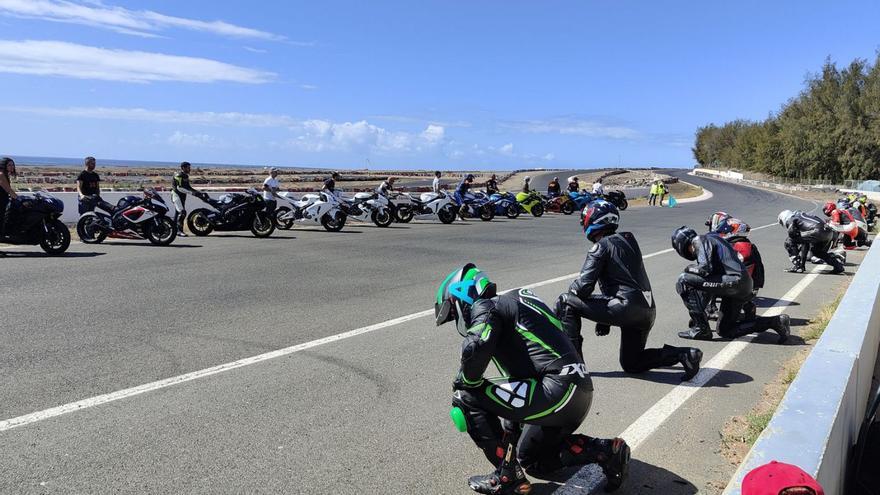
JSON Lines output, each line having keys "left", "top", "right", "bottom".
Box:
{"left": 542, "top": 194, "right": 576, "bottom": 215}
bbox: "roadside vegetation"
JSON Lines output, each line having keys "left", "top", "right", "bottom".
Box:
{"left": 693, "top": 53, "right": 880, "bottom": 182}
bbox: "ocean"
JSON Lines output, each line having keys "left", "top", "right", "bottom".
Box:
{"left": 6, "top": 155, "right": 322, "bottom": 171}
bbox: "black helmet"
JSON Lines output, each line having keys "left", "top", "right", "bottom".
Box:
{"left": 671, "top": 226, "right": 698, "bottom": 260}
{"left": 465, "top": 174, "right": 475, "bottom": 181}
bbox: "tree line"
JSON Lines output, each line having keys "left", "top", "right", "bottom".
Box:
{"left": 693, "top": 53, "right": 880, "bottom": 182}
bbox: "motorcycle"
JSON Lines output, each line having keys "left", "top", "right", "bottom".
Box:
{"left": 341, "top": 192, "right": 394, "bottom": 227}
{"left": 489, "top": 192, "right": 520, "bottom": 219}
{"left": 77, "top": 190, "right": 177, "bottom": 246}
{"left": 458, "top": 194, "right": 495, "bottom": 221}
{"left": 274, "top": 191, "right": 347, "bottom": 232}
{"left": 186, "top": 189, "right": 275, "bottom": 238}
{"left": 602, "top": 190, "right": 629, "bottom": 211}
{"left": 568, "top": 190, "right": 595, "bottom": 211}
{"left": 543, "top": 194, "right": 576, "bottom": 215}
{"left": 515, "top": 191, "right": 545, "bottom": 217}
{"left": 1, "top": 191, "right": 70, "bottom": 255}
{"left": 386, "top": 191, "right": 416, "bottom": 223}
{"left": 393, "top": 191, "right": 458, "bottom": 224}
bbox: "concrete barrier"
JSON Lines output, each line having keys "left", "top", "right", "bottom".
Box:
{"left": 723, "top": 242, "right": 880, "bottom": 494}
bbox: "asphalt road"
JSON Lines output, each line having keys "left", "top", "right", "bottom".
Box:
{"left": 0, "top": 171, "right": 864, "bottom": 494}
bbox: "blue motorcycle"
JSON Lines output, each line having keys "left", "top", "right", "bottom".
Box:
{"left": 568, "top": 190, "right": 595, "bottom": 211}
{"left": 488, "top": 192, "right": 520, "bottom": 219}
{"left": 458, "top": 193, "right": 495, "bottom": 221}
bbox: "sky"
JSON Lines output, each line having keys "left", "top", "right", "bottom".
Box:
{"left": 0, "top": 0, "right": 878, "bottom": 170}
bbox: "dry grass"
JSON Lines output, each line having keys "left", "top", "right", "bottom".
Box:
{"left": 628, "top": 181, "right": 704, "bottom": 208}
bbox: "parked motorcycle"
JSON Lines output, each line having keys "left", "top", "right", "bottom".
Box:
{"left": 77, "top": 189, "right": 176, "bottom": 245}
{"left": 275, "top": 191, "right": 347, "bottom": 232}
{"left": 602, "top": 190, "right": 629, "bottom": 211}
{"left": 489, "top": 192, "right": 520, "bottom": 219}
{"left": 568, "top": 190, "right": 595, "bottom": 211}
{"left": 342, "top": 192, "right": 394, "bottom": 227}
{"left": 543, "top": 194, "right": 576, "bottom": 215}
{"left": 386, "top": 191, "right": 416, "bottom": 223}
{"left": 394, "top": 191, "right": 458, "bottom": 224}
{"left": 459, "top": 194, "right": 495, "bottom": 221}
{"left": 1, "top": 191, "right": 70, "bottom": 254}
{"left": 515, "top": 191, "right": 545, "bottom": 217}
{"left": 186, "top": 189, "right": 275, "bottom": 238}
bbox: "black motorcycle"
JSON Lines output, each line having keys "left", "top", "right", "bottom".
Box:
{"left": 186, "top": 189, "right": 275, "bottom": 238}
{"left": 1, "top": 192, "right": 70, "bottom": 255}
{"left": 77, "top": 190, "right": 177, "bottom": 246}
{"left": 603, "top": 190, "right": 628, "bottom": 211}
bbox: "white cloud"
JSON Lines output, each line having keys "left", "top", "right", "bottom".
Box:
{"left": 542, "top": 153, "right": 555, "bottom": 161}
{"left": 291, "top": 120, "right": 446, "bottom": 153}
{"left": 498, "top": 143, "right": 514, "bottom": 156}
{"left": 3, "top": 106, "right": 296, "bottom": 126}
{"left": 0, "top": 40, "right": 274, "bottom": 83}
{"left": 299, "top": 84, "right": 318, "bottom": 90}
{"left": 0, "top": 0, "right": 285, "bottom": 40}
{"left": 167, "top": 131, "right": 215, "bottom": 147}
{"left": 502, "top": 118, "right": 640, "bottom": 140}
{"left": 421, "top": 124, "right": 445, "bottom": 145}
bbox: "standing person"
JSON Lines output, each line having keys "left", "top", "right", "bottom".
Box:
{"left": 171, "top": 161, "right": 207, "bottom": 237}
{"left": 555, "top": 201, "right": 703, "bottom": 381}
{"left": 262, "top": 167, "right": 282, "bottom": 217}
{"left": 76, "top": 156, "right": 113, "bottom": 214}
{"left": 322, "top": 171, "right": 341, "bottom": 198}
{"left": 658, "top": 182, "right": 668, "bottom": 207}
{"left": 592, "top": 178, "right": 605, "bottom": 196}
{"left": 778, "top": 210, "right": 844, "bottom": 274}
{"left": 522, "top": 176, "right": 531, "bottom": 193}
{"left": 432, "top": 171, "right": 442, "bottom": 194}
{"left": 547, "top": 176, "right": 561, "bottom": 197}
{"left": 436, "top": 264, "right": 631, "bottom": 493}
{"left": 485, "top": 174, "right": 499, "bottom": 195}
{"left": 648, "top": 181, "right": 658, "bottom": 206}
{"left": 567, "top": 176, "right": 580, "bottom": 193}
{"left": 377, "top": 176, "right": 396, "bottom": 198}
{"left": 672, "top": 227, "right": 790, "bottom": 342}
{"left": 0, "top": 157, "right": 18, "bottom": 240}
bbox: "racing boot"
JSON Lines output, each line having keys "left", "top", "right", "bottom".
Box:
{"left": 678, "top": 326, "right": 713, "bottom": 341}
{"left": 468, "top": 443, "right": 531, "bottom": 495}
{"left": 771, "top": 314, "right": 790, "bottom": 344}
{"left": 560, "top": 436, "right": 630, "bottom": 492}
{"left": 706, "top": 301, "right": 720, "bottom": 321}
{"left": 661, "top": 345, "right": 703, "bottom": 381}
{"left": 784, "top": 256, "right": 805, "bottom": 273}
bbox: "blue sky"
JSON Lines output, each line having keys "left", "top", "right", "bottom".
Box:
{"left": 0, "top": 0, "right": 877, "bottom": 170}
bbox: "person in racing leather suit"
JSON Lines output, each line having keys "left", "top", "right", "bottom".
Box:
{"left": 437, "top": 263, "right": 630, "bottom": 494}
{"left": 778, "top": 210, "right": 844, "bottom": 274}
{"left": 824, "top": 201, "right": 870, "bottom": 249}
{"left": 567, "top": 177, "right": 580, "bottom": 194}
{"left": 555, "top": 200, "right": 703, "bottom": 381}
{"left": 673, "top": 227, "right": 790, "bottom": 342}
{"left": 171, "top": 161, "right": 208, "bottom": 236}
{"left": 547, "top": 177, "right": 561, "bottom": 197}
{"left": 485, "top": 174, "right": 499, "bottom": 196}
{"left": 704, "top": 215, "right": 762, "bottom": 322}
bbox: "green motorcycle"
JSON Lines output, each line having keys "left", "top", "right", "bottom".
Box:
{"left": 515, "top": 191, "right": 545, "bottom": 217}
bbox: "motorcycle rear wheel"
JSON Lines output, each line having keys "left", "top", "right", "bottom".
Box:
{"left": 76, "top": 214, "right": 107, "bottom": 244}
{"left": 562, "top": 201, "right": 575, "bottom": 215}
{"left": 187, "top": 209, "right": 214, "bottom": 236}
{"left": 618, "top": 198, "right": 629, "bottom": 211}
{"left": 40, "top": 219, "right": 71, "bottom": 255}
{"left": 274, "top": 207, "right": 294, "bottom": 229}
{"left": 394, "top": 205, "right": 414, "bottom": 223}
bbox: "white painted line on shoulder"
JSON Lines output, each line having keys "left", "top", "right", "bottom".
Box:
{"left": 618, "top": 267, "right": 824, "bottom": 451}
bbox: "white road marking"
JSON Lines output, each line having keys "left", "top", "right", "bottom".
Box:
{"left": 0, "top": 221, "right": 817, "bottom": 432}
{"left": 618, "top": 267, "right": 824, "bottom": 451}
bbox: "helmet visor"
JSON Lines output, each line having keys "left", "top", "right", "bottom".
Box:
{"left": 435, "top": 300, "right": 455, "bottom": 326}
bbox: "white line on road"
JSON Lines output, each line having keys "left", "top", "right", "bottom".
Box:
{"left": 618, "top": 267, "right": 824, "bottom": 451}
{"left": 0, "top": 222, "right": 802, "bottom": 432}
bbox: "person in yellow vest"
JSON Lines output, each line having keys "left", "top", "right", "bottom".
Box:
{"left": 648, "top": 180, "right": 659, "bottom": 206}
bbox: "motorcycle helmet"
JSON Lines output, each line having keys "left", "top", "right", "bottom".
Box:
{"left": 823, "top": 202, "right": 836, "bottom": 217}
{"left": 581, "top": 200, "right": 619, "bottom": 242}
{"left": 836, "top": 198, "right": 851, "bottom": 210}
{"left": 465, "top": 174, "right": 475, "bottom": 181}
{"left": 435, "top": 263, "right": 497, "bottom": 336}
{"left": 705, "top": 211, "right": 730, "bottom": 231}
{"left": 716, "top": 218, "right": 750, "bottom": 238}
{"left": 671, "top": 226, "right": 698, "bottom": 260}
{"left": 778, "top": 210, "right": 795, "bottom": 228}
{"left": 524, "top": 176, "right": 531, "bottom": 182}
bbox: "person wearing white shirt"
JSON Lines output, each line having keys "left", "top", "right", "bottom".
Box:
{"left": 262, "top": 167, "right": 281, "bottom": 215}
{"left": 592, "top": 178, "right": 605, "bottom": 196}
{"left": 432, "top": 170, "right": 442, "bottom": 194}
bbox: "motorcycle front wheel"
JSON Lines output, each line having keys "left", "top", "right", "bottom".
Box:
{"left": 147, "top": 216, "right": 177, "bottom": 246}
{"left": 372, "top": 208, "right": 394, "bottom": 228}
{"left": 479, "top": 205, "right": 495, "bottom": 221}
{"left": 251, "top": 212, "right": 276, "bottom": 237}
{"left": 505, "top": 203, "right": 520, "bottom": 219}
{"left": 187, "top": 209, "right": 214, "bottom": 236}
{"left": 531, "top": 203, "right": 545, "bottom": 217}
{"left": 41, "top": 219, "right": 71, "bottom": 255}
{"left": 321, "top": 211, "right": 346, "bottom": 232}
{"left": 438, "top": 205, "right": 456, "bottom": 224}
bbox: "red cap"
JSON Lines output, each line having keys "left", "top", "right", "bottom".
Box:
{"left": 742, "top": 461, "right": 824, "bottom": 495}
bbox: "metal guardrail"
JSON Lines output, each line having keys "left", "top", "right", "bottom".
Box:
{"left": 723, "top": 242, "right": 880, "bottom": 494}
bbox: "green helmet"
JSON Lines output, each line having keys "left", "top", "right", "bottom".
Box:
{"left": 435, "top": 263, "right": 496, "bottom": 335}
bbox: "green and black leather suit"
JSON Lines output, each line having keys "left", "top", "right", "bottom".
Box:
{"left": 452, "top": 289, "right": 593, "bottom": 471}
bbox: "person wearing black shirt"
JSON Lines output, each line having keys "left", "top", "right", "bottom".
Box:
{"left": 172, "top": 161, "right": 208, "bottom": 236}
{"left": 0, "top": 157, "right": 18, "bottom": 240}
{"left": 547, "top": 177, "right": 561, "bottom": 197}
{"left": 485, "top": 174, "right": 499, "bottom": 195}
{"left": 322, "top": 171, "right": 341, "bottom": 198}
{"left": 77, "top": 156, "right": 113, "bottom": 215}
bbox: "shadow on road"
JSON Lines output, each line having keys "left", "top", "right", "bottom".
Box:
{"left": 753, "top": 296, "right": 800, "bottom": 308}
{"left": 102, "top": 242, "right": 202, "bottom": 248}
{"left": 292, "top": 229, "right": 364, "bottom": 234}
{"left": 203, "top": 234, "right": 297, "bottom": 239}
{"left": 529, "top": 458, "right": 697, "bottom": 494}
{"left": 591, "top": 368, "right": 753, "bottom": 388}
{"left": 0, "top": 251, "right": 106, "bottom": 258}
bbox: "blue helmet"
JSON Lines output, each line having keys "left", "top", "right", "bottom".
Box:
{"left": 581, "top": 200, "right": 619, "bottom": 242}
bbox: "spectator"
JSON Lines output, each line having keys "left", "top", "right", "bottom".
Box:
{"left": 659, "top": 181, "right": 669, "bottom": 207}
{"left": 648, "top": 181, "right": 659, "bottom": 206}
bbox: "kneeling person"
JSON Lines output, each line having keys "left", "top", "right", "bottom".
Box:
{"left": 555, "top": 200, "right": 702, "bottom": 381}
{"left": 673, "top": 227, "right": 790, "bottom": 343}
{"left": 778, "top": 210, "right": 844, "bottom": 274}
{"left": 436, "top": 264, "right": 630, "bottom": 494}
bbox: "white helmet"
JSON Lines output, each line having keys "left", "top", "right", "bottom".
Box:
{"left": 778, "top": 210, "right": 795, "bottom": 227}
{"left": 524, "top": 176, "right": 531, "bottom": 182}
{"left": 567, "top": 176, "right": 578, "bottom": 183}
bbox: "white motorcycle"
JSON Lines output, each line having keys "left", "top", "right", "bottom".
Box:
{"left": 342, "top": 192, "right": 394, "bottom": 227}
{"left": 394, "top": 191, "right": 457, "bottom": 224}
{"left": 274, "top": 191, "right": 347, "bottom": 232}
